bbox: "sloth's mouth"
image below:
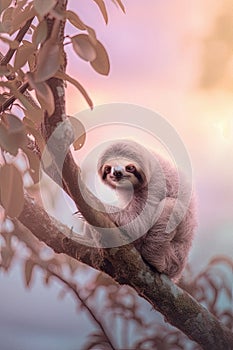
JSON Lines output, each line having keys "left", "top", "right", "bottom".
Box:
{"left": 110, "top": 175, "right": 130, "bottom": 182}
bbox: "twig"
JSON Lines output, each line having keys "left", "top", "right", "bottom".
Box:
{"left": 0, "top": 16, "right": 36, "bottom": 113}
{"left": 0, "top": 18, "right": 34, "bottom": 66}
{"left": 13, "top": 219, "right": 116, "bottom": 350}
{"left": 50, "top": 269, "right": 116, "bottom": 350}
{"left": 0, "top": 82, "right": 29, "bottom": 113}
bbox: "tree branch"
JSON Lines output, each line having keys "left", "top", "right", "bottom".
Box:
{"left": 39, "top": 0, "right": 127, "bottom": 246}
{"left": 17, "top": 195, "right": 233, "bottom": 350}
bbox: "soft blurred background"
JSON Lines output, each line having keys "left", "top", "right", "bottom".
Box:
{"left": 0, "top": 0, "right": 232, "bottom": 349}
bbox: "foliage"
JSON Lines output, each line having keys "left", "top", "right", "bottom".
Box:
{"left": 0, "top": 0, "right": 124, "bottom": 221}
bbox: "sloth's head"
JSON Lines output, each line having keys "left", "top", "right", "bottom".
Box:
{"left": 97, "top": 140, "right": 149, "bottom": 191}
{"left": 99, "top": 158, "right": 144, "bottom": 190}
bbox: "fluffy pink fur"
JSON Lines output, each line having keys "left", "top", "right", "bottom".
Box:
{"left": 98, "top": 140, "right": 197, "bottom": 281}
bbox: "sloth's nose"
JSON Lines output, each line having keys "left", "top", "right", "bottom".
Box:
{"left": 113, "top": 166, "right": 123, "bottom": 178}
{"left": 113, "top": 170, "right": 123, "bottom": 177}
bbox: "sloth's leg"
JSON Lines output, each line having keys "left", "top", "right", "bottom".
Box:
{"left": 139, "top": 197, "right": 195, "bottom": 280}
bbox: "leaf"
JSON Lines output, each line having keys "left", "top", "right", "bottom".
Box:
{"left": 0, "top": 22, "right": 6, "bottom": 33}
{"left": 10, "top": 4, "right": 36, "bottom": 34}
{"left": 23, "top": 107, "right": 43, "bottom": 126}
{"left": 55, "top": 71, "right": 93, "bottom": 109}
{"left": 66, "top": 10, "right": 86, "bottom": 30}
{"left": 32, "top": 19, "right": 48, "bottom": 47}
{"left": 34, "top": 39, "right": 60, "bottom": 82}
{"left": 69, "top": 117, "right": 86, "bottom": 150}
{"left": 0, "top": 124, "right": 15, "bottom": 154}
{"left": 90, "top": 40, "right": 110, "bottom": 75}
{"left": 0, "top": 65, "right": 11, "bottom": 76}
{"left": 0, "top": 114, "right": 27, "bottom": 155}
{"left": 82, "top": 332, "right": 109, "bottom": 350}
{"left": 23, "top": 117, "right": 45, "bottom": 153}
{"left": 73, "top": 133, "right": 86, "bottom": 151}
{"left": 0, "top": 123, "right": 12, "bottom": 152}
{"left": 0, "top": 0, "right": 12, "bottom": 15}
{"left": 92, "top": 0, "right": 108, "bottom": 24}
{"left": 14, "top": 42, "right": 35, "bottom": 71}
{"left": 0, "top": 245, "right": 15, "bottom": 271}
{"left": 0, "top": 36, "right": 19, "bottom": 49}
{"left": 111, "top": 0, "right": 125, "bottom": 13}
{"left": 95, "top": 272, "right": 117, "bottom": 287}
{"left": 35, "top": 82, "right": 55, "bottom": 116}
{"left": 22, "top": 39, "right": 33, "bottom": 47}
{"left": 71, "top": 34, "right": 97, "bottom": 62}
{"left": 24, "top": 258, "right": 36, "bottom": 288}
{"left": 28, "top": 52, "right": 37, "bottom": 71}
{"left": 64, "top": 255, "right": 80, "bottom": 275}
{"left": 12, "top": 0, "right": 27, "bottom": 17}
{"left": 11, "top": 85, "right": 44, "bottom": 123}
{"left": 4, "top": 113, "right": 25, "bottom": 134}
{"left": 22, "top": 147, "right": 41, "bottom": 184}
{"left": 0, "top": 164, "right": 24, "bottom": 218}
{"left": 2, "top": 6, "right": 13, "bottom": 21}
{"left": 1, "top": 6, "right": 14, "bottom": 33}
{"left": 33, "top": 0, "right": 57, "bottom": 17}
{"left": 44, "top": 271, "right": 52, "bottom": 285}
{"left": 26, "top": 72, "right": 55, "bottom": 116}
{"left": 86, "top": 26, "right": 97, "bottom": 45}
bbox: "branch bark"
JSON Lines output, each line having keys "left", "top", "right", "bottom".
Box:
{"left": 17, "top": 196, "right": 233, "bottom": 350}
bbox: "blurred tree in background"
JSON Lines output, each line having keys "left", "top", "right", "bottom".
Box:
{"left": 200, "top": 0, "right": 232, "bottom": 89}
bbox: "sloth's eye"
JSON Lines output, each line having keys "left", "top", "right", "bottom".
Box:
{"left": 126, "top": 164, "right": 136, "bottom": 173}
{"left": 104, "top": 165, "right": 111, "bottom": 174}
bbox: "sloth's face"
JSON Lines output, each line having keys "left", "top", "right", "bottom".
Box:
{"left": 99, "top": 158, "right": 144, "bottom": 189}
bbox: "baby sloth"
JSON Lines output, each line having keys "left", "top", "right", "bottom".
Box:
{"left": 97, "top": 140, "right": 196, "bottom": 281}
